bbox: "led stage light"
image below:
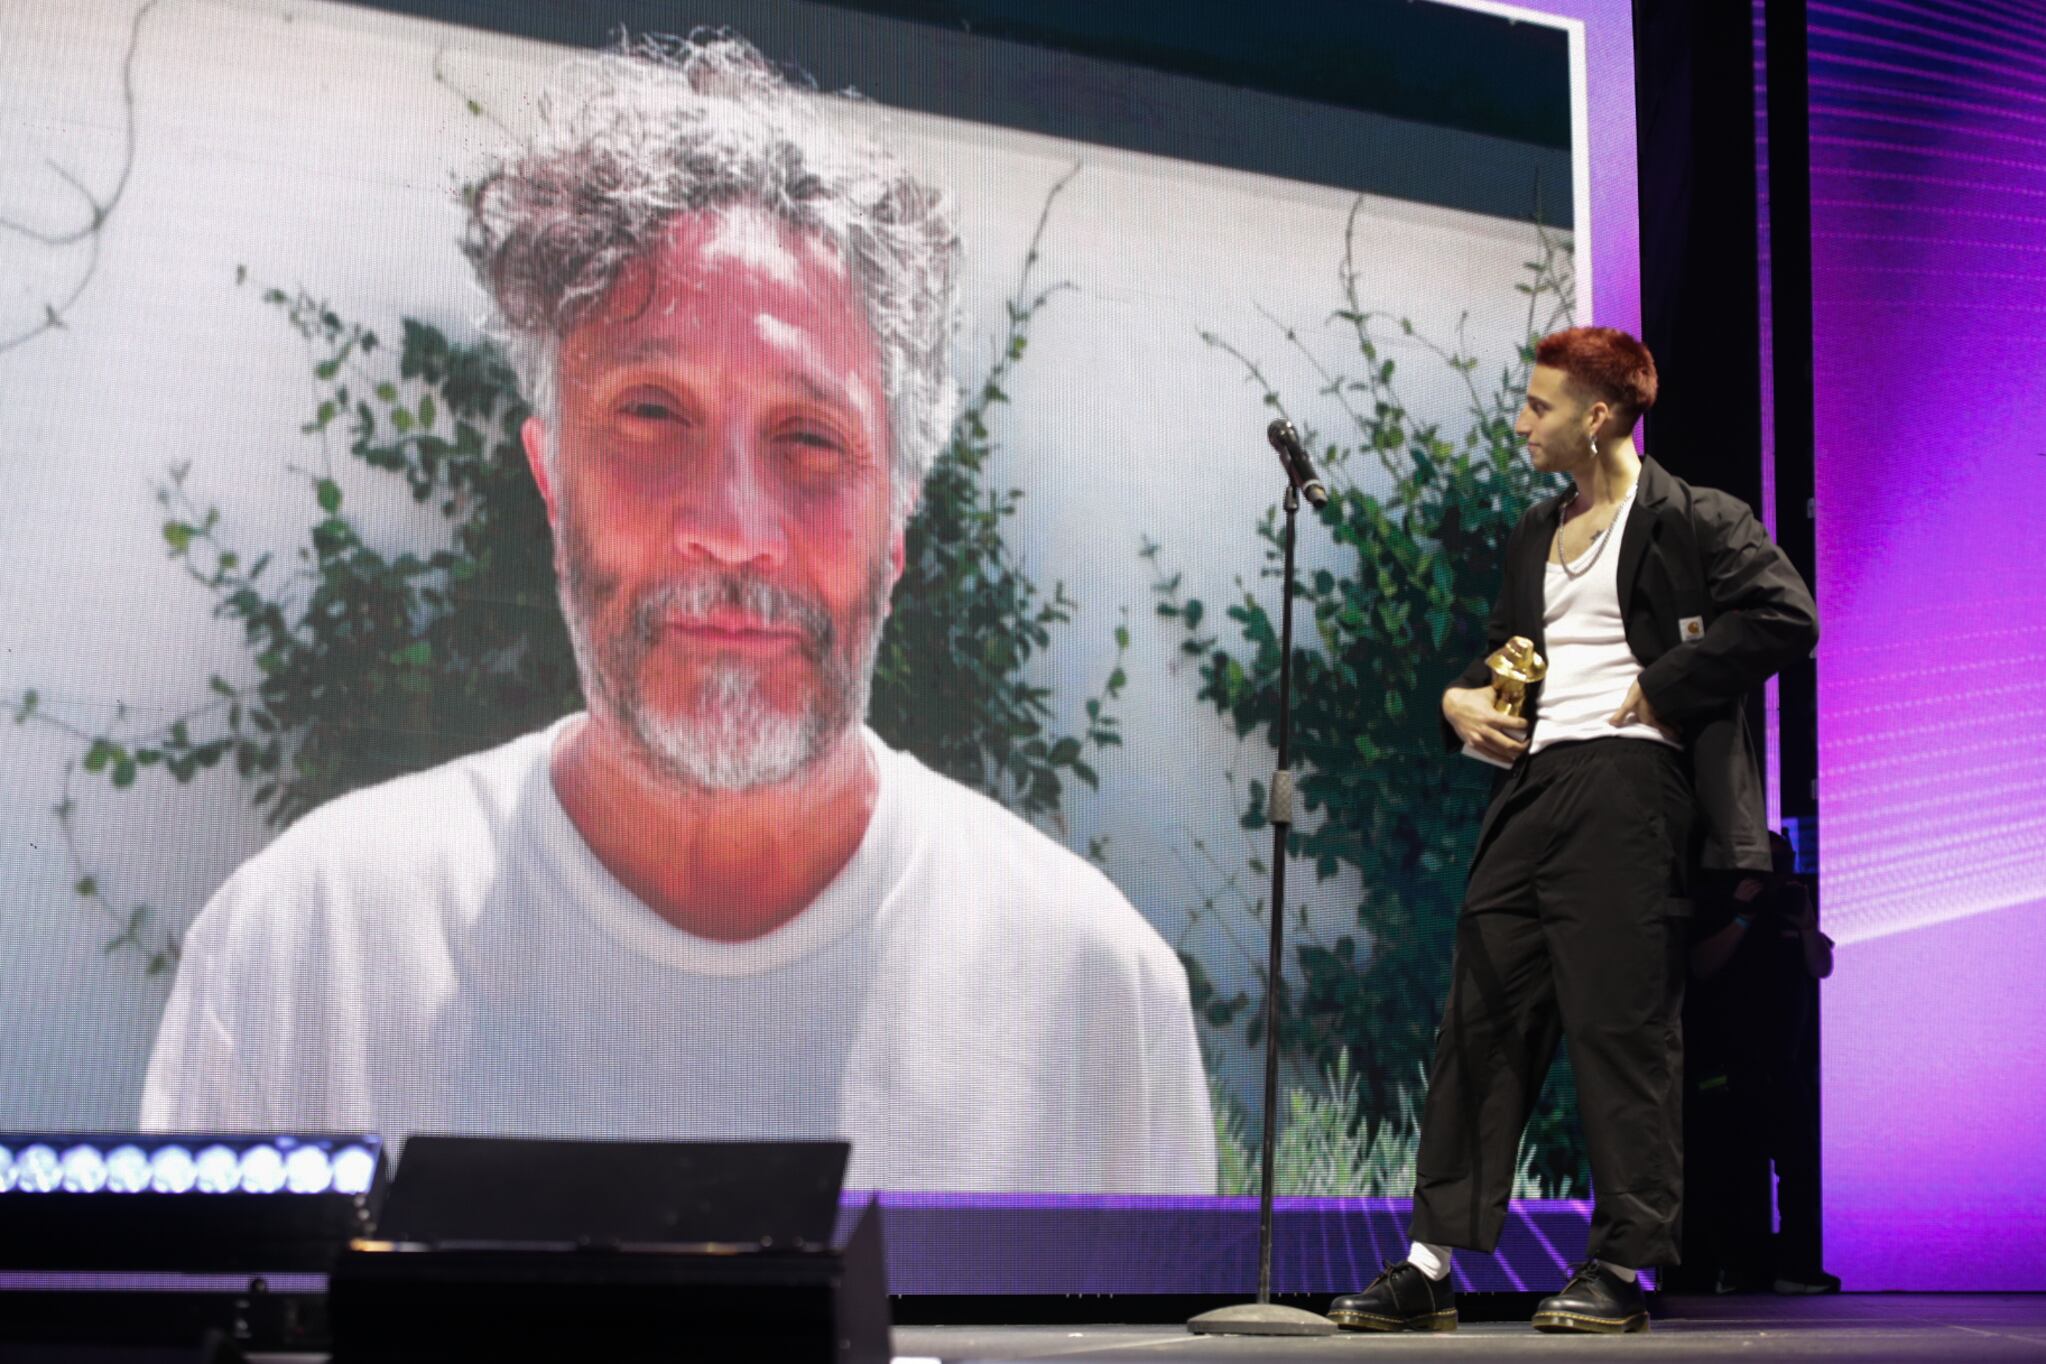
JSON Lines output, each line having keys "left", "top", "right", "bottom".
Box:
{"left": 0, "top": 1136, "right": 379, "bottom": 1203}
{"left": 0, "top": 1132, "right": 386, "bottom": 1274}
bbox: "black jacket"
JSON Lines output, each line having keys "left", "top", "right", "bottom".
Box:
{"left": 1442, "top": 456, "right": 1819, "bottom": 873}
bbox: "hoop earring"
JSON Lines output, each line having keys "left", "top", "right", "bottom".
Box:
{"left": 1589, "top": 432, "right": 1600, "bottom": 461}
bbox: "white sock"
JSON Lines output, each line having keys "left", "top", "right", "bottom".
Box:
{"left": 1600, "top": 1260, "right": 1638, "bottom": 1284}
{"left": 1407, "top": 1241, "right": 1452, "bottom": 1281}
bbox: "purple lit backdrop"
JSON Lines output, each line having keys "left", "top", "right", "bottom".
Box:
{"left": 1810, "top": 0, "right": 2046, "bottom": 1290}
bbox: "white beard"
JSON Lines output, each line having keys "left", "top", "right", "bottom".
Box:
{"left": 556, "top": 522, "right": 888, "bottom": 793}
{"left": 624, "top": 647, "right": 877, "bottom": 792}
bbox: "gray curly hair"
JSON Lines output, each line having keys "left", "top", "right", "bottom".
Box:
{"left": 464, "top": 32, "right": 962, "bottom": 525}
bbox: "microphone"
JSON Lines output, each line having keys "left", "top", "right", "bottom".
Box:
{"left": 1266, "top": 420, "right": 1330, "bottom": 508}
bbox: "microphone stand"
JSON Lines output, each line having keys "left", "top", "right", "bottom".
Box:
{"left": 1187, "top": 482, "right": 1336, "bottom": 1337}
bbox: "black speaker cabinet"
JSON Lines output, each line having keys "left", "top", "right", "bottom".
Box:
{"left": 328, "top": 1138, "right": 889, "bottom": 1364}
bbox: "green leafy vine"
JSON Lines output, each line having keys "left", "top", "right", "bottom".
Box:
{"left": 869, "top": 164, "right": 1128, "bottom": 832}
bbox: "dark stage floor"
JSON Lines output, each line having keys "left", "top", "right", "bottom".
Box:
{"left": 890, "top": 1296, "right": 2046, "bottom": 1361}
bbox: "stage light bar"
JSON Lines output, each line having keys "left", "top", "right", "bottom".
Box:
{"left": 0, "top": 1133, "right": 386, "bottom": 1273}
{"left": 0, "top": 1136, "right": 380, "bottom": 1200}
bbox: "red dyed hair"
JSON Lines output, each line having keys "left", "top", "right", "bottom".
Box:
{"left": 1534, "top": 326, "right": 1658, "bottom": 433}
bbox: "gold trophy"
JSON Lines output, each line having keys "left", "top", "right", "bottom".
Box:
{"left": 1460, "top": 637, "right": 1546, "bottom": 768}
{"left": 1485, "top": 636, "right": 1547, "bottom": 717}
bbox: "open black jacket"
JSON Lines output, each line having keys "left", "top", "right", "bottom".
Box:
{"left": 1441, "top": 456, "right": 1819, "bottom": 873}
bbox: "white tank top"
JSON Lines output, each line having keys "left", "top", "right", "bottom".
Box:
{"left": 1528, "top": 486, "right": 1679, "bottom": 755}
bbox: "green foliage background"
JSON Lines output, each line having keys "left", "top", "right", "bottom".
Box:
{"left": 867, "top": 170, "right": 1125, "bottom": 824}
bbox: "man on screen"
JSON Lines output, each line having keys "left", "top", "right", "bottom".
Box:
{"left": 142, "top": 35, "right": 1214, "bottom": 1195}
{"left": 1328, "top": 329, "right": 1817, "bottom": 1333}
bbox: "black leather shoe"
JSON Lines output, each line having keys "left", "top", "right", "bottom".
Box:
{"left": 1328, "top": 1260, "right": 1457, "bottom": 1332}
{"left": 1773, "top": 1270, "right": 1842, "bottom": 1295}
{"left": 1531, "top": 1261, "right": 1650, "bottom": 1334}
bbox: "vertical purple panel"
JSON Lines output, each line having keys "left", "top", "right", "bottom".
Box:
{"left": 1810, "top": 0, "right": 2046, "bottom": 1290}
{"left": 1534, "top": 0, "right": 1645, "bottom": 335}
{"left": 1755, "top": 0, "right": 1783, "bottom": 831}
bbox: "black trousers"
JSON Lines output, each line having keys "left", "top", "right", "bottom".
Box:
{"left": 1410, "top": 738, "right": 1695, "bottom": 1269}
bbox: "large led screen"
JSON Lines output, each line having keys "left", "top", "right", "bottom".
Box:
{"left": 1809, "top": 0, "right": 2046, "bottom": 1291}
{"left": 0, "top": 0, "right": 1639, "bottom": 1291}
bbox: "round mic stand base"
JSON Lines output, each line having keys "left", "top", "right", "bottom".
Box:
{"left": 1186, "top": 1302, "right": 1337, "bottom": 1336}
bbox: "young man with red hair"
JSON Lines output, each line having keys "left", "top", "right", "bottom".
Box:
{"left": 1330, "top": 327, "right": 1817, "bottom": 1334}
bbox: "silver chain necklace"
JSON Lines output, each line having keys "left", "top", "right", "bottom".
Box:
{"left": 1553, "top": 481, "right": 1635, "bottom": 580}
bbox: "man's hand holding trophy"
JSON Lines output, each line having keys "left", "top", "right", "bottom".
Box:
{"left": 1443, "top": 636, "right": 1546, "bottom": 768}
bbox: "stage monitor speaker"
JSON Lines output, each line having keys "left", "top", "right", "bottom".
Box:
{"left": 328, "top": 1138, "right": 890, "bottom": 1364}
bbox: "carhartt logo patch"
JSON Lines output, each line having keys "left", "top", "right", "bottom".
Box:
{"left": 1680, "top": 616, "right": 1705, "bottom": 642}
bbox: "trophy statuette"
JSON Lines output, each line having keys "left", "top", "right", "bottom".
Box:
{"left": 1458, "top": 636, "right": 1547, "bottom": 769}
{"left": 1485, "top": 636, "right": 1547, "bottom": 717}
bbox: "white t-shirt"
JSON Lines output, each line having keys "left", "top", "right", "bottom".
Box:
{"left": 1529, "top": 488, "right": 1680, "bottom": 755}
{"left": 141, "top": 718, "right": 1216, "bottom": 1195}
